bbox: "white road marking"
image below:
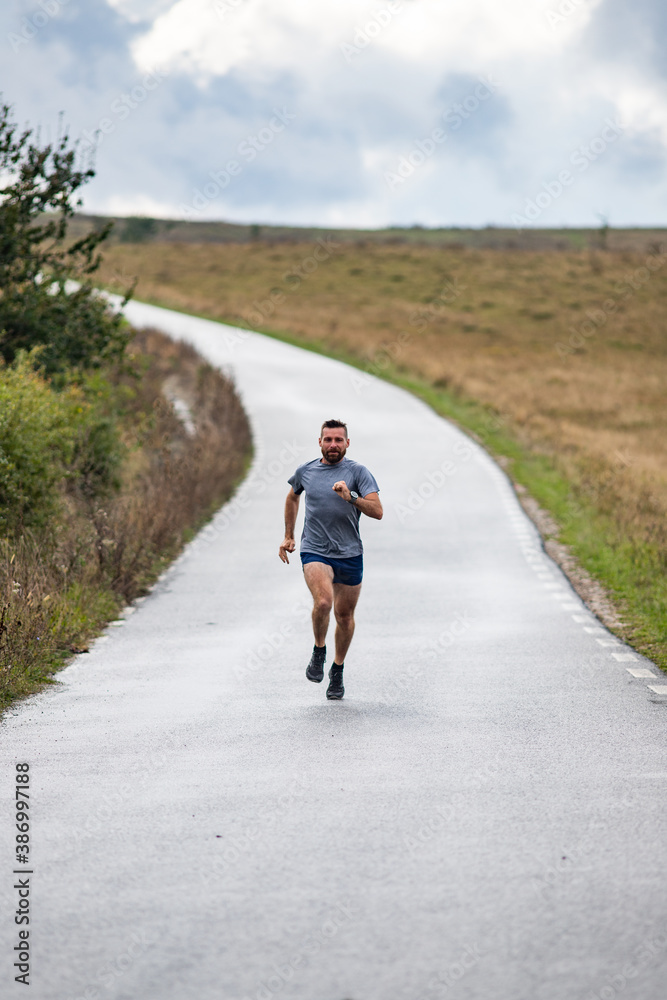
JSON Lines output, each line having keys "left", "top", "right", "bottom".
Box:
{"left": 596, "top": 639, "right": 621, "bottom": 647}
{"left": 626, "top": 668, "right": 656, "bottom": 679}
{"left": 611, "top": 653, "right": 638, "bottom": 662}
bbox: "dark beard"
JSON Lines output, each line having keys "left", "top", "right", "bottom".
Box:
{"left": 322, "top": 448, "right": 345, "bottom": 464}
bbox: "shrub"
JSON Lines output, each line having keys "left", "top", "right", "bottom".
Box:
{"left": 0, "top": 353, "right": 122, "bottom": 531}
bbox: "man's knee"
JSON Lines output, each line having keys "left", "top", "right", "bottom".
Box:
{"left": 334, "top": 608, "right": 355, "bottom": 627}
{"left": 315, "top": 596, "right": 333, "bottom": 616}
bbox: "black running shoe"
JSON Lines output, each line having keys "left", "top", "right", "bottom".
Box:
{"left": 326, "top": 663, "right": 344, "bottom": 700}
{"left": 306, "top": 645, "right": 326, "bottom": 683}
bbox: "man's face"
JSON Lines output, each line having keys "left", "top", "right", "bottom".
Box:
{"left": 319, "top": 426, "right": 349, "bottom": 464}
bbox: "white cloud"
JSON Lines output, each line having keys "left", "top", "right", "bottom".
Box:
{"left": 130, "top": 0, "right": 362, "bottom": 80}
{"left": 106, "top": 0, "right": 176, "bottom": 24}
{"left": 102, "top": 191, "right": 182, "bottom": 218}
{"left": 128, "top": 0, "right": 606, "bottom": 87}
{"left": 3, "top": 0, "right": 667, "bottom": 227}
{"left": 583, "top": 65, "right": 667, "bottom": 144}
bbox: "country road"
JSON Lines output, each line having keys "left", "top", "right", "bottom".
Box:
{"left": 2, "top": 301, "right": 666, "bottom": 1000}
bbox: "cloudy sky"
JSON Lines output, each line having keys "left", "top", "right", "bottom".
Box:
{"left": 2, "top": 0, "right": 666, "bottom": 228}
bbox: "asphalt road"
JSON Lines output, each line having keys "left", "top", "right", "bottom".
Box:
{"left": 2, "top": 301, "right": 666, "bottom": 1000}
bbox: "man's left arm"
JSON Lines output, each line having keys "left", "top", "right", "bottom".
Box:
{"left": 332, "top": 481, "right": 383, "bottom": 520}
{"left": 356, "top": 491, "right": 383, "bottom": 520}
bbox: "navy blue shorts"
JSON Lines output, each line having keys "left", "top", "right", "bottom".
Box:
{"left": 301, "top": 552, "right": 363, "bottom": 586}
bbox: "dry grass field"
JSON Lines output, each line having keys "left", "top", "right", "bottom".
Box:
{"left": 95, "top": 237, "right": 667, "bottom": 664}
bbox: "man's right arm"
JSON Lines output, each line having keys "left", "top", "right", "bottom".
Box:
{"left": 279, "top": 488, "right": 300, "bottom": 564}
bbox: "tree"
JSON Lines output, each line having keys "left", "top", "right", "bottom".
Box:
{"left": 0, "top": 100, "right": 133, "bottom": 376}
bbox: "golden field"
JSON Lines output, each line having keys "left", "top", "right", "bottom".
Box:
{"left": 97, "top": 239, "right": 667, "bottom": 533}
{"left": 94, "top": 235, "right": 667, "bottom": 664}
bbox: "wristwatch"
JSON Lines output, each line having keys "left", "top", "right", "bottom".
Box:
{"left": 348, "top": 491, "right": 359, "bottom": 504}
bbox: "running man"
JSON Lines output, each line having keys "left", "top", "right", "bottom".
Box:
{"left": 279, "top": 420, "right": 382, "bottom": 700}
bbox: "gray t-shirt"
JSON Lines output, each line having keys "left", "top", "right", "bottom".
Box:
{"left": 288, "top": 457, "right": 380, "bottom": 557}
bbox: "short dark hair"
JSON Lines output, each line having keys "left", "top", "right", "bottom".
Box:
{"left": 320, "top": 419, "right": 348, "bottom": 437}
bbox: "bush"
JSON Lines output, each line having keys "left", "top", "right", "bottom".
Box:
{"left": 0, "top": 280, "right": 131, "bottom": 378}
{"left": 0, "top": 328, "right": 253, "bottom": 709}
{"left": 0, "top": 353, "right": 122, "bottom": 531}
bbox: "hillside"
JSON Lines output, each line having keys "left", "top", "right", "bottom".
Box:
{"left": 91, "top": 225, "right": 667, "bottom": 668}
{"left": 70, "top": 213, "right": 666, "bottom": 253}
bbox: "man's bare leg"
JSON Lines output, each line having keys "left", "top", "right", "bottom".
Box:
{"left": 333, "top": 582, "right": 362, "bottom": 665}
{"left": 303, "top": 561, "right": 334, "bottom": 646}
